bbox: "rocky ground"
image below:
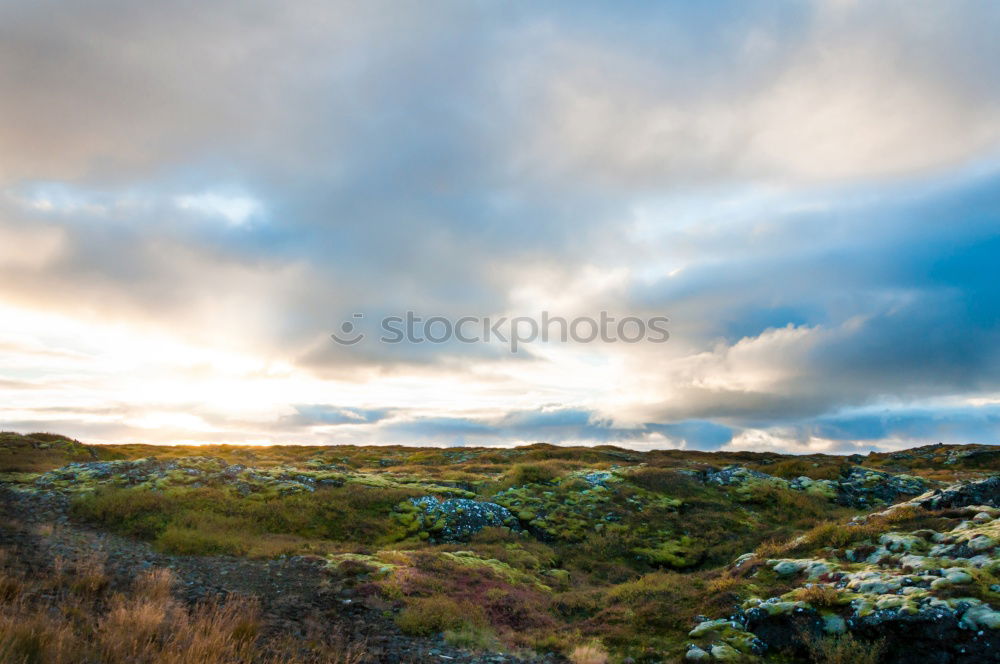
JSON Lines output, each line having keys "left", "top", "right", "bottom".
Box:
{"left": 3, "top": 432, "right": 1000, "bottom": 663}
{"left": 0, "top": 487, "right": 558, "bottom": 664}
{"left": 686, "top": 477, "right": 1000, "bottom": 663}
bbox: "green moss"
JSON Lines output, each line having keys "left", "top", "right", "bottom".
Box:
{"left": 633, "top": 536, "right": 705, "bottom": 569}
{"left": 438, "top": 551, "right": 549, "bottom": 588}
{"left": 0, "top": 472, "right": 39, "bottom": 485}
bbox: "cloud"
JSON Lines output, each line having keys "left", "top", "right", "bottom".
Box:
{"left": 175, "top": 191, "right": 263, "bottom": 227}
{"left": 645, "top": 421, "right": 735, "bottom": 451}
{"left": 521, "top": 2, "right": 1000, "bottom": 186}
{"left": 611, "top": 166, "right": 1000, "bottom": 428}
{"left": 813, "top": 405, "right": 1000, "bottom": 445}
{"left": 0, "top": 1, "right": 998, "bottom": 451}
{"left": 284, "top": 405, "right": 392, "bottom": 427}
{"left": 372, "top": 408, "right": 735, "bottom": 450}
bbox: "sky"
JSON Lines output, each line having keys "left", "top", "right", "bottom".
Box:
{"left": 1, "top": 0, "right": 999, "bottom": 453}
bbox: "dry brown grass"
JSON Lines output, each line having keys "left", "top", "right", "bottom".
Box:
{"left": 0, "top": 552, "right": 21, "bottom": 604}
{"left": 31, "top": 523, "right": 54, "bottom": 538}
{"left": 705, "top": 572, "right": 743, "bottom": 596}
{"left": 97, "top": 593, "right": 173, "bottom": 662}
{"left": 569, "top": 641, "right": 609, "bottom": 664}
{"left": 0, "top": 557, "right": 365, "bottom": 664}
{"left": 796, "top": 584, "right": 842, "bottom": 609}
{"left": 136, "top": 567, "right": 175, "bottom": 603}
{"left": 754, "top": 536, "right": 793, "bottom": 558}
{"left": 114, "top": 595, "right": 261, "bottom": 664}
{"left": 755, "top": 504, "right": 955, "bottom": 560}
{"left": 0, "top": 599, "right": 76, "bottom": 664}
{"left": 68, "top": 552, "right": 109, "bottom": 597}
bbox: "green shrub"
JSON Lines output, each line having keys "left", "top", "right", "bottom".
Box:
{"left": 156, "top": 511, "right": 260, "bottom": 556}
{"left": 443, "top": 624, "right": 500, "bottom": 651}
{"left": 499, "top": 463, "right": 561, "bottom": 488}
{"left": 603, "top": 571, "right": 719, "bottom": 636}
{"left": 395, "top": 597, "right": 484, "bottom": 636}
{"left": 71, "top": 484, "right": 421, "bottom": 552}
{"left": 627, "top": 467, "right": 701, "bottom": 498}
{"left": 156, "top": 522, "right": 250, "bottom": 556}
{"left": 71, "top": 488, "right": 174, "bottom": 539}
{"left": 764, "top": 459, "right": 846, "bottom": 481}
{"left": 741, "top": 483, "right": 832, "bottom": 523}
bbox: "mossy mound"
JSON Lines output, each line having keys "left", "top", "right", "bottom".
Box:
{"left": 492, "top": 468, "right": 682, "bottom": 542}
{"left": 707, "top": 463, "right": 934, "bottom": 509}
{"left": 0, "top": 431, "right": 96, "bottom": 472}
{"left": 397, "top": 496, "right": 520, "bottom": 542}
{"left": 688, "top": 478, "right": 1000, "bottom": 663}
{"left": 26, "top": 457, "right": 477, "bottom": 499}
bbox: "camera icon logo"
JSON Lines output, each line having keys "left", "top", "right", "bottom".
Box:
{"left": 330, "top": 313, "right": 365, "bottom": 345}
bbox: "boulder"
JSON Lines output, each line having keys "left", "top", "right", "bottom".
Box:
{"left": 408, "top": 496, "right": 520, "bottom": 541}
{"left": 684, "top": 645, "right": 710, "bottom": 661}
{"left": 834, "top": 466, "right": 930, "bottom": 508}
{"left": 706, "top": 465, "right": 774, "bottom": 486}
{"left": 914, "top": 476, "right": 1000, "bottom": 511}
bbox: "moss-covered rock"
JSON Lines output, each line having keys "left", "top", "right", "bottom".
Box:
{"left": 700, "top": 481, "right": 1000, "bottom": 664}
{"left": 403, "top": 496, "right": 520, "bottom": 542}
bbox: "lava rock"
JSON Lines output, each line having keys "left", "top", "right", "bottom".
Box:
{"left": 410, "top": 496, "right": 520, "bottom": 541}
{"left": 915, "top": 476, "right": 1000, "bottom": 510}
{"left": 834, "top": 466, "right": 930, "bottom": 508}
{"left": 706, "top": 466, "right": 774, "bottom": 486}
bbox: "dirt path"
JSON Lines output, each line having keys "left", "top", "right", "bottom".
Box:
{"left": 0, "top": 488, "right": 558, "bottom": 664}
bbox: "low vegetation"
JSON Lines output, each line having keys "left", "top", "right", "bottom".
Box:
{"left": 71, "top": 483, "right": 421, "bottom": 556}
{"left": 802, "top": 633, "right": 885, "bottom": 664}
{"left": 0, "top": 548, "right": 364, "bottom": 664}
{"left": 2, "top": 431, "right": 999, "bottom": 662}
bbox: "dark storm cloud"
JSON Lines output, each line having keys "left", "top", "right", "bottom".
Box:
{"left": 628, "top": 167, "right": 1000, "bottom": 431}
{"left": 812, "top": 406, "right": 1000, "bottom": 444}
